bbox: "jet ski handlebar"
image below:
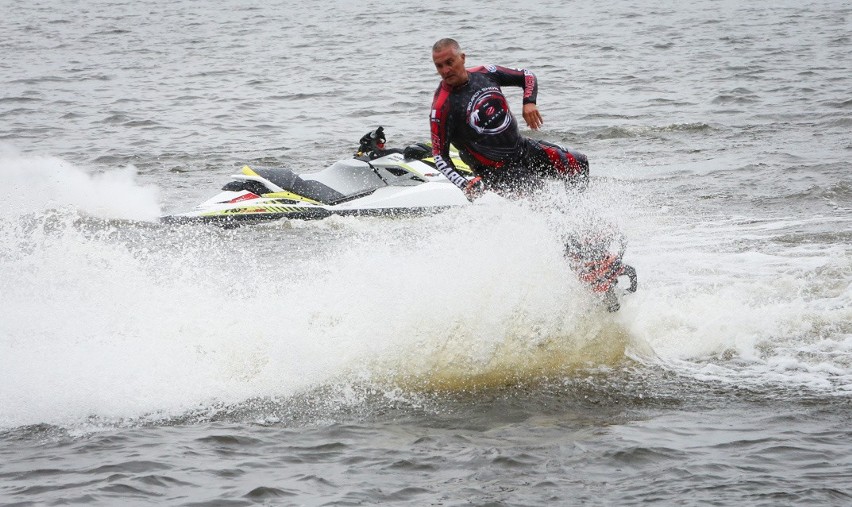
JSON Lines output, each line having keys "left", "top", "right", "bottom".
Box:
{"left": 355, "top": 126, "right": 430, "bottom": 161}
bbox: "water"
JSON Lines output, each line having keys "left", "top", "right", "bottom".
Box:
{"left": 1, "top": 0, "right": 851, "bottom": 504}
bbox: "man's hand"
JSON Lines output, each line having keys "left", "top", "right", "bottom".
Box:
{"left": 522, "top": 103, "right": 543, "bottom": 130}
{"left": 464, "top": 176, "right": 485, "bottom": 201}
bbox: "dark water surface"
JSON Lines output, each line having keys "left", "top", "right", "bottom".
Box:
{"left": 2, "top": 0, "right": 850, "bottom": 505}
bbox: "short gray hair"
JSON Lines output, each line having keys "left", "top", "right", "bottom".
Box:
{"left": 432, "top": 38, "right": 461, "bottom": 53}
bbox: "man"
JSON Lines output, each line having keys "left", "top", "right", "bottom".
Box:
{"left": 429, "top": 39, "right": 638, "bottom": 312}
{"left": 429, "top": 38, "right": 588, "bottom": 199}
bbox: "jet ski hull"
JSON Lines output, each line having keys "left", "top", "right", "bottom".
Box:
{"left": 162, "top": 152, "right": 472, "bottom": 226}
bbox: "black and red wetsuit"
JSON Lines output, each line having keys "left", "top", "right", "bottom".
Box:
{"left": 430, "top": 65, "right": 588, "bottom": 195}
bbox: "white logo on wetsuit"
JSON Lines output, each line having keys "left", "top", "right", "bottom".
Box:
{"left": 467, "top": 89, "right": 512, "bottom": 135}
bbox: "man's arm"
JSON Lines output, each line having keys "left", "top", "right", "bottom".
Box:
{"left": 477, "top": 65, "right": 542, "bottom": 130}
{"left": 430, "top": 86, "right": 471, "bottom": 192}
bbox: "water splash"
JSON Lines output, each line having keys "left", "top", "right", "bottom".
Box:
{"left": 0, "top": 145, "right": 162, "bottom": 221}
{"left": 1, "top": 154, "right": 849, "bottom": 430}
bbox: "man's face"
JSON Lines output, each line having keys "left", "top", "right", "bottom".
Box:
{"left": 432, "top": 46, "right": 467, "bottom": 87}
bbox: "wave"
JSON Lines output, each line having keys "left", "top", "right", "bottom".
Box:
{"left": 589, "top": 122, "right": 715, "bottom": 139}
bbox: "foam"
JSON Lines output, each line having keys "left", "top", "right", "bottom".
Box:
{"left": 0, "top": 145, "right": 162, "bottom": 221}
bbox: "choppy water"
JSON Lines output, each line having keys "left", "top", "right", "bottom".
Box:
{"left": 1, "top": 0, "right": 851, "bottom": 505}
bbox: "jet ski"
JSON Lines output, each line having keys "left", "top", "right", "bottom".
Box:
{"left": 162, "top": 127, "right": 474, "bottom": 226}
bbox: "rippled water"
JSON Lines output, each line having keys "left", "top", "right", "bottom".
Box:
{"left": 2, "top": 0, "right": 851, "bottom": 505}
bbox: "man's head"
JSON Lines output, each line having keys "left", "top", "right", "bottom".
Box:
{"left": 432, "top": 38, "right": 468, "bottom": 88}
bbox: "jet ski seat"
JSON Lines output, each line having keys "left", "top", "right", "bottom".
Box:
{"left": 250, "top": 167, "right": 346, "bottom": 204}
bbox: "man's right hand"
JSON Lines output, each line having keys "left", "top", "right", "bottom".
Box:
{"left": 464, "top": 176, "right": 485, "bottom": 201}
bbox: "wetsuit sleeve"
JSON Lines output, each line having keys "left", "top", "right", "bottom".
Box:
{"left": 430, "top": 85, "right": 470, "bottom": 191}
{"left": 478, "top": 65, "right": 538, "bottom": 104}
